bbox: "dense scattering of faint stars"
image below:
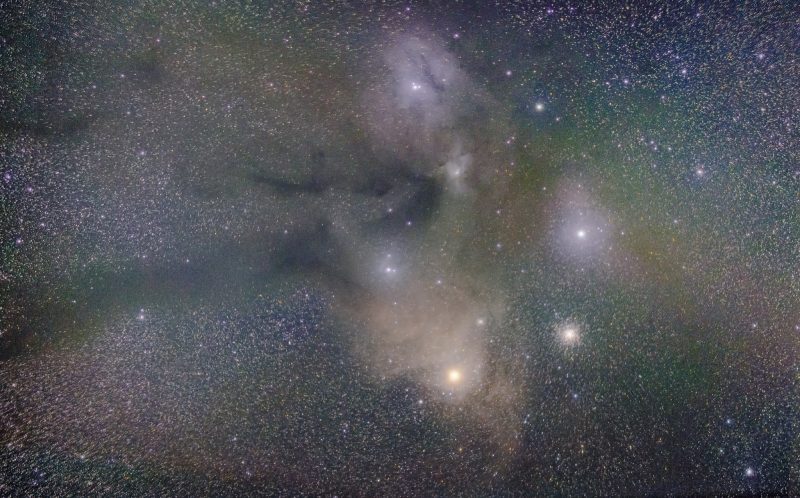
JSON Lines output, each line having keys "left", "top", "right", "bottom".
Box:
{"left": 1, "top": 1, "right": 798, "bottom": 495}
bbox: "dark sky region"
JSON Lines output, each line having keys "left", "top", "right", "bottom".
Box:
{"left": 1, "top": 1, "right": 798, "bottom": 496}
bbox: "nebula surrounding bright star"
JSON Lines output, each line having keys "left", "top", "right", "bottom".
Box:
{"left": 1, "top": 1, "right": 798, "bottom": 496}
{"left": 447, "top": 368, "right": 462, "bottom": 384}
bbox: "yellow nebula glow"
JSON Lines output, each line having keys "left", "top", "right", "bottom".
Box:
{"left": 447, "top": 368, "right": 462, "bottom": 383}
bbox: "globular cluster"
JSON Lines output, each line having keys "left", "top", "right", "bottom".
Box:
{"left": 1, "top": 1, "right": 798, "bottom": 496}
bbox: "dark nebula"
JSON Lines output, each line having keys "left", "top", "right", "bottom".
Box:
{"left": 1, "top": 1, "right": 798, "bottom": 496}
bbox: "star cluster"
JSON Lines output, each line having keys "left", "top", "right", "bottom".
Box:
{"left": 1, "top": 1, "right": 798, "bottom": 495}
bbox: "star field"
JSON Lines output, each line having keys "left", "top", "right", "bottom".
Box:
{"left": 1, "top": 1, "right": 798, "bottom": 495}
